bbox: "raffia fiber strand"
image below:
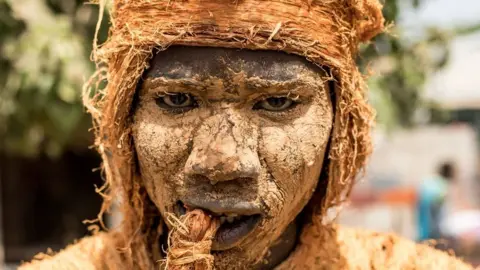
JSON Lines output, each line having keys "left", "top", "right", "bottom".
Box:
{"left": 164, "top": 210, "right": 220, "bottom": 270}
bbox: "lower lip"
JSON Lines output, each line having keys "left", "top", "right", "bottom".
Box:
{"left": 212, "top": 214, "right": 261, "bottom": 251}
{"left": 175, "top": 201, "right": 261, "bottom": 251}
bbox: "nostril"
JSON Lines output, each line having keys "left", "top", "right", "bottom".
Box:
{"left": 191, "top": 163, "right": 204, "bottom": 174}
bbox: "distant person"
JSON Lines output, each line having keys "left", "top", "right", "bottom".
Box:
{"left": 440, "top": 162, "right": 480, "bottom": 252}
{"left": 417, "top": 162, "right": 455, "bottom": 241}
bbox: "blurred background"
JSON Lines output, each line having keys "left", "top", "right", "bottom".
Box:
{"left": 1, "top": 0, "right": 480, "bottom": 267}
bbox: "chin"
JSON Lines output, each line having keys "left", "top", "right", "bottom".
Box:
{"left": 212, "top": 247, "right": 266, "bottom": 270}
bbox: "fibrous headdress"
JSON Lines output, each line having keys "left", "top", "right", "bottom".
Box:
{"left": 83, "top": 0, "right": 384, "bottom": 268}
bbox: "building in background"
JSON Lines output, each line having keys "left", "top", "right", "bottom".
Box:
{"left": 425, "top": 33, "right": 480, "bottom": 140}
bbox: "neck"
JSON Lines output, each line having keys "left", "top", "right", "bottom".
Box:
{"left": 254, "top": 219, "right": 299, "bottom": 270}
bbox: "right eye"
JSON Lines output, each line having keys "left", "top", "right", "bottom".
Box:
{"left": 253, "top": 97, "right": 297, "bottom": 112}
{"left": 155, "top": 93, "right": 198, "bottom": 113}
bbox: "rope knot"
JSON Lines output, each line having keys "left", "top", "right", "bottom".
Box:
{"left": 165, "top": 209, "right": 220, "bottom": 270}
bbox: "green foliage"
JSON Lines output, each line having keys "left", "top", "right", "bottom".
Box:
{"left": 0, "top": 0, "right": 106, "bottom": 157}
{"left": 363, "top": 0, "right": 480, "bottom": 129}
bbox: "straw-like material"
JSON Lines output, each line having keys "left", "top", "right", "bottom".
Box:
{"left": 164, "top": 210, "right": 219, "bottom": 270}
{"left": 276, "top": 224, "right": 475, "bottom": 269}
{"left": 19, "top": 223, "right": 474, "bottom": 269}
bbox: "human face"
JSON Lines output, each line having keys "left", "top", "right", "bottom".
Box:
{"left": 132, "top": 47, "right": 333, "bottom": 267}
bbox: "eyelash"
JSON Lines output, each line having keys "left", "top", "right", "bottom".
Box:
{"left": 154, "top": 93, "right": 200, "bottom": 114}
{"left": 152, "top": 93, "right": 302, "bottom": 114}
{"left": 253, "top": 96, "right": 299, "bottom": 110}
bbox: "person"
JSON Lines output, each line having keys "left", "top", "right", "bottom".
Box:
{"left": 21, "top": 0, "right": 473, "bottom": 269}
{"left": 439, "top": 162, "right": 480, "bottom": 256}
{"left": 417, "top": 162, "right": 454, "bottom": 242}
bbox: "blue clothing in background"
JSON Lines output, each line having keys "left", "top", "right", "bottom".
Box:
{"left": 417, "top": 176, "right": 448, "bottom": 241}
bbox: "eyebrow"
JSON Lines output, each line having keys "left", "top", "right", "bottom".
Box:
{"left": 140, "top": 77, "right": 324, "bottom": 97}
{"left": 140, "top": 77, "right": 207, "bottom": 94}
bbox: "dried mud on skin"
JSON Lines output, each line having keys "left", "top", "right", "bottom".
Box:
{"left": 132, "top": 48, "right": 336, "bottom": 268}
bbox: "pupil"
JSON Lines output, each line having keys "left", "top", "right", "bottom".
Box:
{"left": 172, "top": 94, "right": 187, "bottom": 105}
{"left": 268, "top": 97, "right": 285, "bottom": 107}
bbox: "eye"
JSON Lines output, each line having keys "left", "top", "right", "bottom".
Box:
{"left": 155, "top": 93, "right": 197, "bottom": 112}
{"left": 253, "top": 97, "right": 296, "bottom": 112}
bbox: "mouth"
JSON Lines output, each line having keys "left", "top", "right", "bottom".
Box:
{"left": 175, "top": 200, "right": 262, "bottom": 251}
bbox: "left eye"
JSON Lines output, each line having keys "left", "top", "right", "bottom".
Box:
{"left": 155, "top": 93, "right": 197, "bottom": 111}
{"left": 254, "top": 97, "right": 295, "bottom": 112}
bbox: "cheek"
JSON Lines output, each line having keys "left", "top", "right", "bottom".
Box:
{"left": 258, "top": 103, "right": 332, "bottom": 218}
{"left": 132, "top": 105, "right": 198, "bottom": 209}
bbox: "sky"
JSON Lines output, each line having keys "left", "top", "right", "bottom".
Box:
{"left": 407, "top": 0, "right": 480, "bottom": 28}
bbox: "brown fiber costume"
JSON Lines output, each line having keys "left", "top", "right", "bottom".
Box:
{"left": 21, "top": 0, "right": 473, "bottom": 269}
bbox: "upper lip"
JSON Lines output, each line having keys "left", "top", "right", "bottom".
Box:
{"left": 181, "top": 198, "right": 262, "bottom": 216}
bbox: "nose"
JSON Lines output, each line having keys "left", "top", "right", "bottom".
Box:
{"left": 184, "top": 116, "right": 260, "bottom": 183}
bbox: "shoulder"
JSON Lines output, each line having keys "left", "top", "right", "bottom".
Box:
{"left": 277, "top": 224, "right": 474, "bottom": 270}
{"left": 335, "top": 225, "right": 473, "bottom": 269}
{"left": 19, "top": 232, "right": 125, "bottom": 270}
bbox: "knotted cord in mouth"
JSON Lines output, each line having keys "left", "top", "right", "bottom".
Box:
{"left": 165, "top": 209, "right": 220, "bottom": 270}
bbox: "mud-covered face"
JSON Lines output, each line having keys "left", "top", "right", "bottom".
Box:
{"left": 132, "top": 47, "right": 333, "bottom": 267}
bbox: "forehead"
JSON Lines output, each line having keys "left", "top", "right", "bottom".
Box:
{"left": 145, "top": 46, "right": 327, "bottom": 81}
